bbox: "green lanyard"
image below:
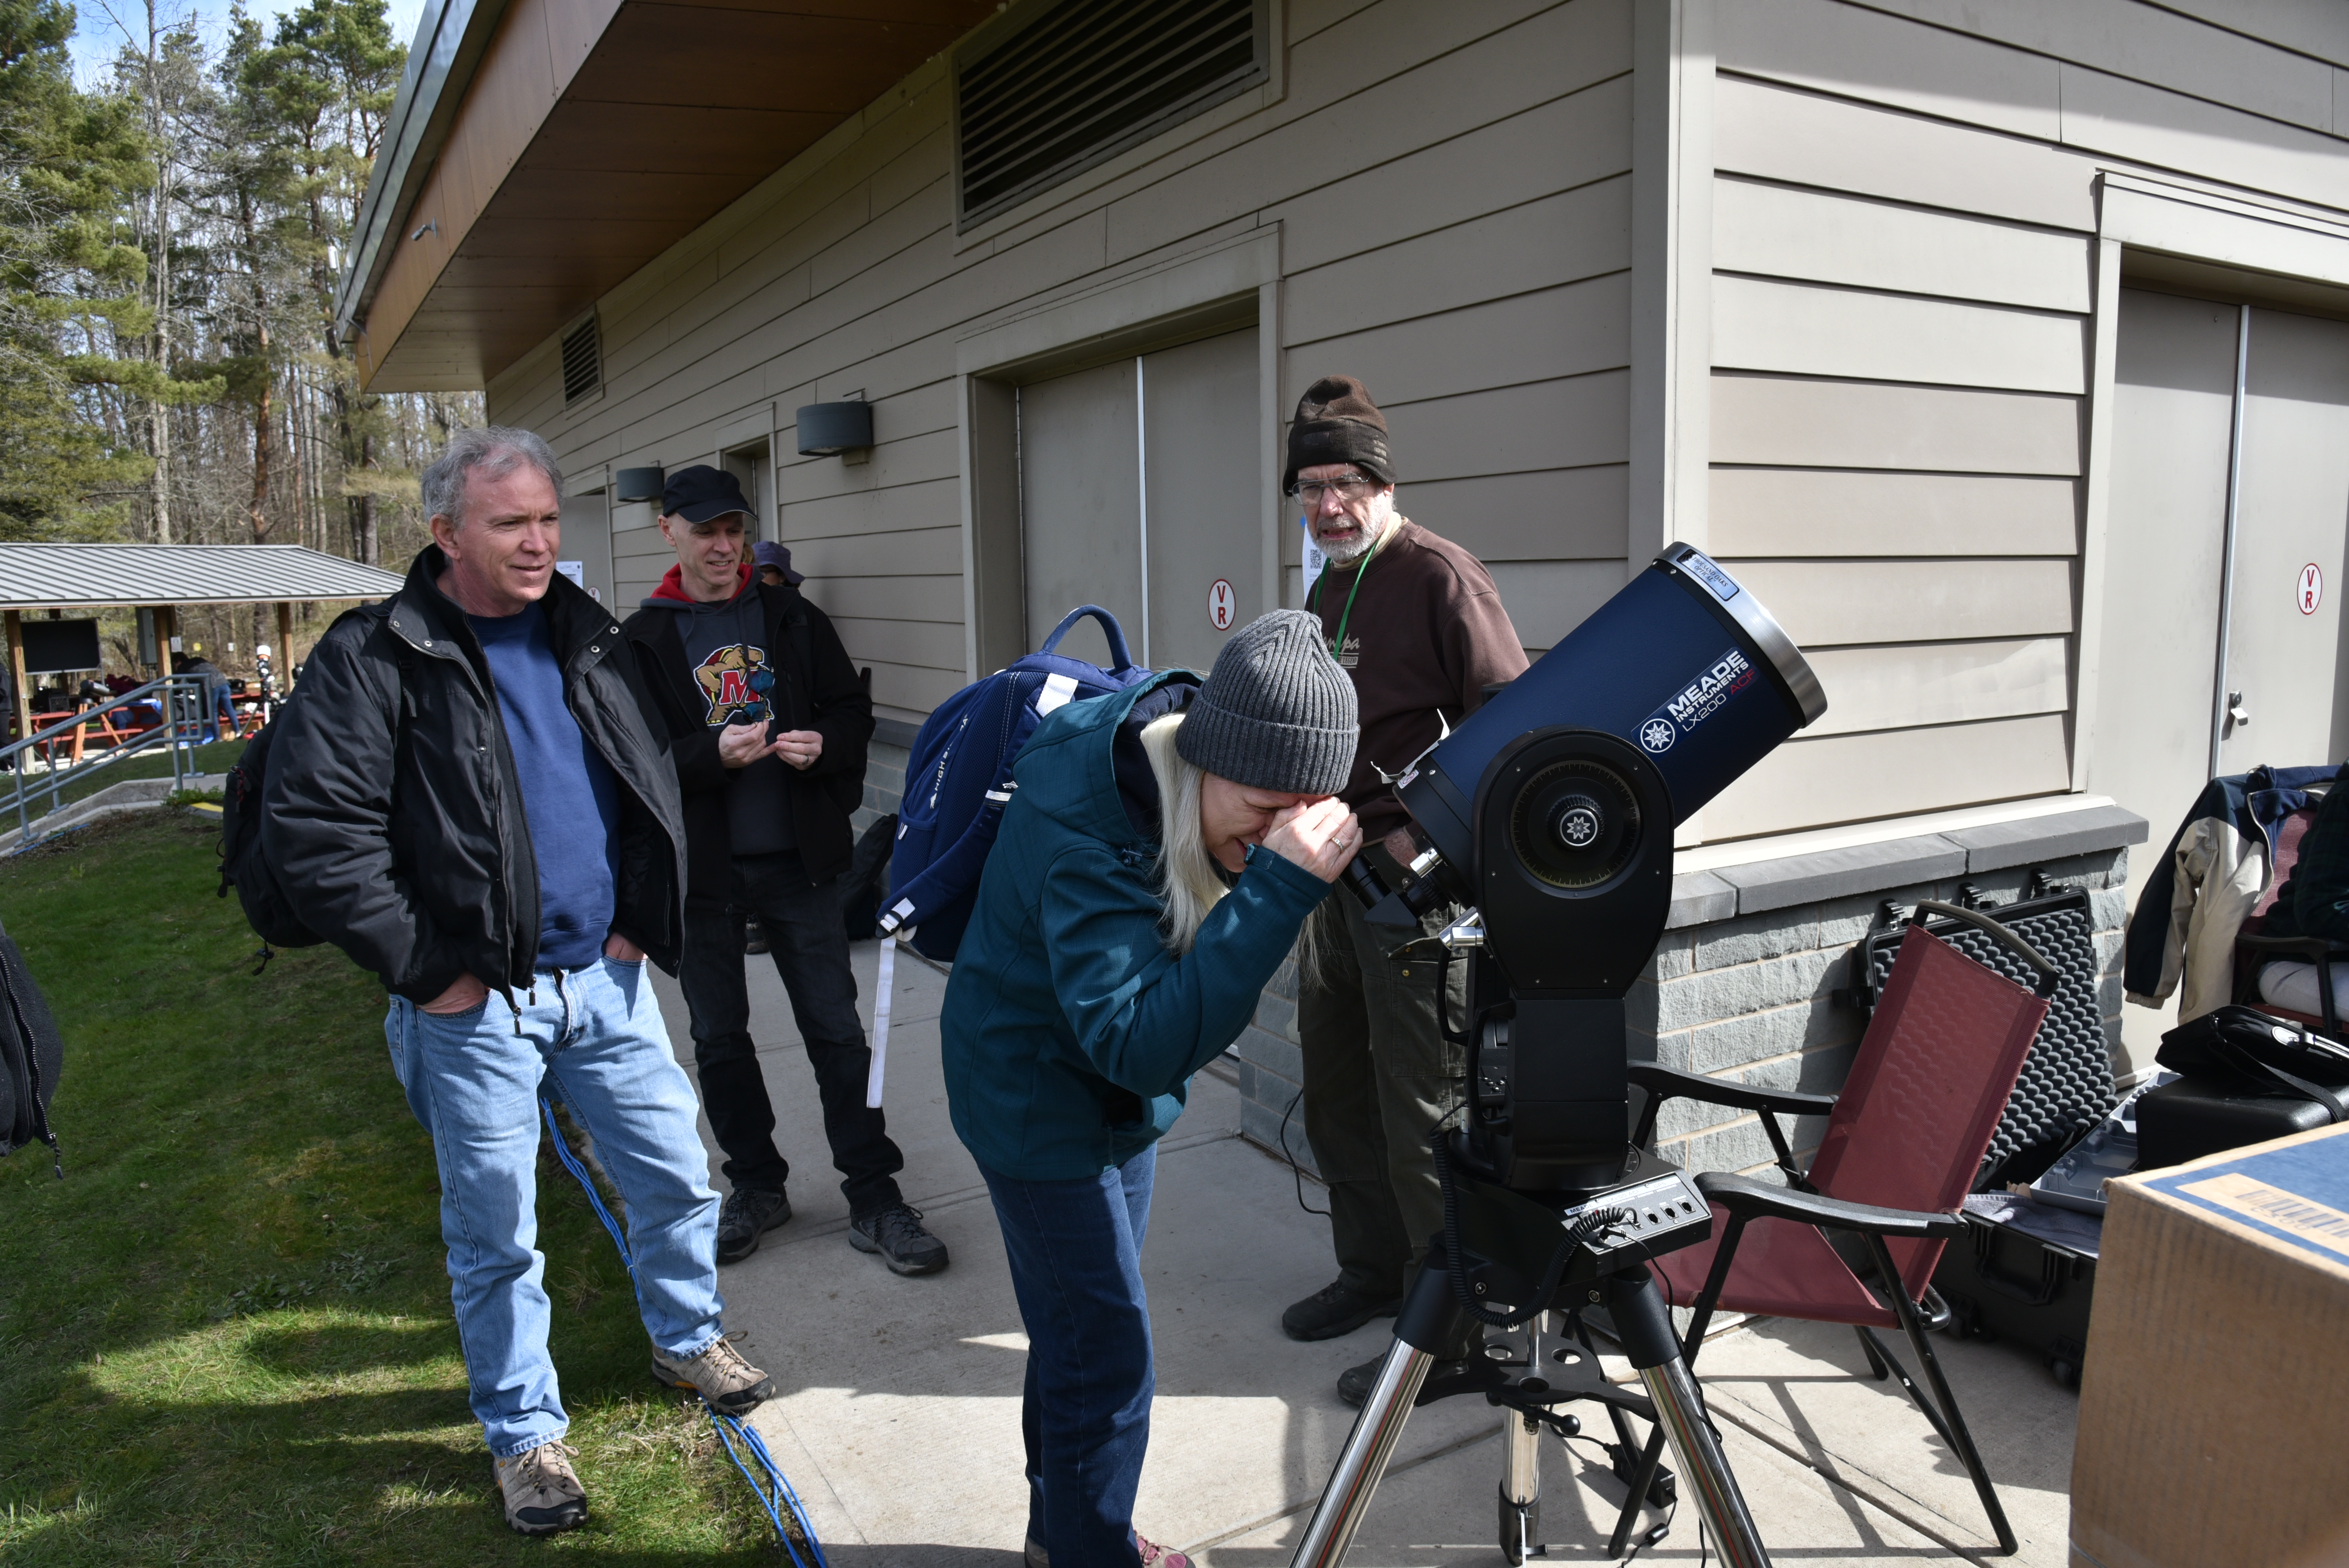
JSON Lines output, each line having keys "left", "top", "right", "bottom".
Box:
{"left": 1310, "top": 526, "right": 1388, "bottom": 663}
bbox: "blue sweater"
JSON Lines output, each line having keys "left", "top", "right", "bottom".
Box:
{"left": 469, "top": 603, "right": 622, "bottom": 971}
{"left": 942, "top": 674, "right": 1333, "bottom": 1180}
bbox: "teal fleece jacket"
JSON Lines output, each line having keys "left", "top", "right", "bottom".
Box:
{"left": 941, "top": 674, "right": 1335, "bottom": 1181}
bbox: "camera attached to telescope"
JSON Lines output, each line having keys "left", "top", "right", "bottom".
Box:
{"left": 1294, "top": 544, "right": 1828, "bottom": 1568}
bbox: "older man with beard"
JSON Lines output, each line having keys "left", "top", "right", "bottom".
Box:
{"left": 1274, "top": 376, "right": 1530, "bottom": 1406}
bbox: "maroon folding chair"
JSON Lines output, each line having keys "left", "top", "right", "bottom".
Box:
{"left": 1608, "top": 900, "right": 2055, "bottom": 1557}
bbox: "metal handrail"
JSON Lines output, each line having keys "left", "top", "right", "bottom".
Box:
{"left": 0, "top": 675, "right": 240, "bottom": 841}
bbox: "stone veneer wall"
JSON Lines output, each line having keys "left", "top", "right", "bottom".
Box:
{"left": 1231, "top": 803, "right": 2148, "bottom": 1183}
{"left": 857, "top": 736, "right": 911, "bottom": 834}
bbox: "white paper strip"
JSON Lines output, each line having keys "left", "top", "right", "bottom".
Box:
{"left": 866, "top": 934, "right": 896, "bottom": 1109}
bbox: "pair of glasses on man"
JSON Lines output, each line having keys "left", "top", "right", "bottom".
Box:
{"left": 1284, "top": 473, "right": 1379, "bottom": 504}
{"left": 729, "top": 666, "right": 777, "bottom": 725}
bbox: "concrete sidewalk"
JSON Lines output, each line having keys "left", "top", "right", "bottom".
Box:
{"left": 651, "top": 941, "right": 2077, "bottom": 1566}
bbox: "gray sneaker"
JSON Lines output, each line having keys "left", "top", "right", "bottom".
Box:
{"left": 650, "top": 1333, "right": 776, "bottom": 1416}
{"left": 494, "top": 1440, "right": 587, "bottom": 1535}
{"left": 848, "top": 1202, "right": 950, "bottom": 1276}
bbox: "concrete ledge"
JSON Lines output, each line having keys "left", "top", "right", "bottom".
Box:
{"left": 1668, "top": 869, "right": 1736, "bottom": 928}
{"left": 0, "top": 776, "right": 182, "bottom": 852}
{"left": 1946, "top": 801, "right": 2150, "bottom": 872}
{"left": 1702, "top": 802, "right": 2148, "bottom": 920}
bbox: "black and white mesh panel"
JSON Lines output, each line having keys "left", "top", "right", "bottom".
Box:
{"left": 1857, "top": 887, "right": 2117, "bottom": 1184}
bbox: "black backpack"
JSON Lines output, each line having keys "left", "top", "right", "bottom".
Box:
{"left": 216, "top": 715, "right": 325, "bottom": 966}
{"left": 0, "top": 914, "right": 66, "bottom": 1173}
{"left": 2156, "top": 1003, "right": 2349, "bottom": 1121}
{"left": 840, "top": 813, "right": 897, "bottom": 941}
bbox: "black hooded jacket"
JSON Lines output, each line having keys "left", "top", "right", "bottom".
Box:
{"left": 264, "top": 547, "right": 688, "bottom": 1002}
{"left": 623, "top": 572, "right": 873, "bottom": 894}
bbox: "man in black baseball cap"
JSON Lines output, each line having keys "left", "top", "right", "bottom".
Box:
{"left": 622, "top": 465, "right": 948, "bottom": 1278}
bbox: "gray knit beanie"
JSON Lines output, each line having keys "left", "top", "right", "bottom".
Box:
{"left": 1176, "top": 609, "right": 1358, "bottom": 795}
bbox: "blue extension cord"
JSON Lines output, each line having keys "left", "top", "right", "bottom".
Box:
{"left": 539, "top": 1098, "right": 831, "bottom": 1568}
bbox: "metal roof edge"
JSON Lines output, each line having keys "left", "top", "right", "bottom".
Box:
{"left": 333, "top": 0, "right": 513, "bottom": 343}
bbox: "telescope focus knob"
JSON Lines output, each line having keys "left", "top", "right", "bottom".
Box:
{"left": 1549, "top": 795, "right": 1604, "bottom": 852}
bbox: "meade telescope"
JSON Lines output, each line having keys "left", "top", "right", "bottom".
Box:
{"left": 1299, "top": 543, "right": 1827, "bottom": 1568}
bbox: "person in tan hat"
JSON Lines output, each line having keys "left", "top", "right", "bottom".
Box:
{"left": 1277, "top": 375, "right": 1531, "bottom": 1405}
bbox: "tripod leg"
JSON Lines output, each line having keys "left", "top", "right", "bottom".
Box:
{"left": 1605, "top": 1265, "right": 1773, "bottom": 1568}
{"left": 1499, "top": 1315, "right": 1542, "bottom": 1565}
{"left": 1287, "top": 1260, "right": 1462, "bottom": 1568}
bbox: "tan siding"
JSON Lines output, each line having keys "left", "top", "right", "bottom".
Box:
{"left": 1280, "top": 178, "right": 1630, "bottom": 345}
{"left": 1704, "top": 714, "right": 2073, "bottom": 839}
{"left": 1407, "top": 466, "right": 1629, "bottom": 563}
{"left": 1803, "top": 637, "right": 2071, "bottom": 738}
{"left": 1712, "top": 77, "right": 2094, "bottom": 232}
{"left": 1717, "top": 0, "right": 2061, "bottom": 141}
{"left": 1711, "top": 376, "right": 2081, "bottom": 474}
{"left": 1731, "top": 559, "right": 2076, "bottom": 647}
{"left": 1275, "top": 76, "right": 1633, "bottom": 274}
{"left": 1285, "top": 275, "right": 1631, "bottom": 406}
{"left": 1846, "top": 0, "right": 2336, "bottom": 136}
{"left": 1384, "top": 370, "right": 1629, "bottom": 482}
{"left": 1712, "top": 179, "right": 2092, "bottom": 312}
{"left": 1710, "top": 469, "right": 2078, "bottom": 556}
{"left": 2058, "top": 62, "right": 2349, "bottom": 211}
{"left": 1487, "top": 559, "right": 1632, "bottom": 650}
{"left": 1711, "top": 277, "right": 2087, "bottom": 395}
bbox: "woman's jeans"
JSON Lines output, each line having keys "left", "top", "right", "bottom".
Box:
{"left": 982, "top": 1146, "right": 1159, "bottom": 1568}
{"left": 384, "top": 957, "right": 726, "bottom": 1458}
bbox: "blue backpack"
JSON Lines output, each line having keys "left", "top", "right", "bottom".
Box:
{"left": 881, "top": 605, "right": 1156, "bottom": 961}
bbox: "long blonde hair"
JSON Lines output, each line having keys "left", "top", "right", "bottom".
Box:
{"left": 1140, "top": 711, "right": 1330, "bottom": 979}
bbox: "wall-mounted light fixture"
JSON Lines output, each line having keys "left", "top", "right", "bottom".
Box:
{"left": 411, "top": 219, "right": 438, "bottom": 241}
{"left": 797, "top": 401, "right": 873, "bottom": 463}
{"left": 615, "top": 465, "right": 666, "bottom": 504}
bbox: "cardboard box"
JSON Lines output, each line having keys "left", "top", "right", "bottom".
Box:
{"left": 2069, "top": 1121, "right": 2349, "bottom": 1568}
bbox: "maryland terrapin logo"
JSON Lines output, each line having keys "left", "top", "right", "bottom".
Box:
{"left": 694, "top": 643, "right": 772, "bottom": 726}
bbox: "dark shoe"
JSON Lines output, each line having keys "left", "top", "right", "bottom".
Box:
{"left": 1282, "top": 1278, "right": 1403, "bottom": 1342}
{"left": 650, "top": 1333, "right": 776, "bottom": 1416}
{"left": 715, "top": 1185, "right": 791, "bottom": 1264}
{"left": 743, "top": 915, "right": 770, "bottom": 955}
{"left": 495, "top": 1440, "right": 587, "bottom": 1535}
{"left": 1337, "top": 1349, "right": 1470, "bottom": 1408}
{"left": 848, "top": 1202, "right": 950, "bottom": 1276}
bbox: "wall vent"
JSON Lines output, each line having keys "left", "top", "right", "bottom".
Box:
{"left": 560, "top": 313, "right": 602, "bottom": 404}
{"left": 956, "top": 0, "right": 1265, "bottom": 230}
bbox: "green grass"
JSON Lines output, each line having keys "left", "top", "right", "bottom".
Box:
{"left": 0, "top": 810, "right": 781, "bottom": 1563}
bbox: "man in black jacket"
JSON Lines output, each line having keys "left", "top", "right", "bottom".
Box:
{"left": 265, "top": 428, "right": 772, "bottom": 1537}
{"left": 625, "top": 467, "right": 946, "bottom": 1276}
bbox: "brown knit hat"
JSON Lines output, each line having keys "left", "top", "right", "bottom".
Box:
{"left": 1283, "top": 374, "right": 1394, "bottom": 494}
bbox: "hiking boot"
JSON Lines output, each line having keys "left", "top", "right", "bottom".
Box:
{"left": 1281, "top": 1278, "right": 1402, "bottom": 1342}
{"left": 715, "top": 1185, "right": 791, "bottom": 1264}
{"left": 743, "top": 916, "right": 770, "bottom": 955}
{"left": 1337, "top": 1349, "right": 1471, "bottom": 1409}
{"left": 494, "top": 1440, "right": 587, "bottom": 1535}
{"left": 1136, "top": 1535, "right": 1192, "bottom": 1566}
{"left": 650, "top": 1333, "right": 775, "bottom": 1416}
{"left": 848, "top": 1202, "right": 950, "bottom": 1276}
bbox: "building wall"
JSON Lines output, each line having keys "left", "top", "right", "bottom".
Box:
{"left": 1694, "top": 0, "right": 2349, "bottom": 846}
{"left": 490, "top": 0, "right": 1641, "bottom": 735}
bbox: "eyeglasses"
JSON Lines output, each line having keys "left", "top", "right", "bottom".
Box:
{"left": 1286, "top": 474, "right": 1379, "bottom": 504}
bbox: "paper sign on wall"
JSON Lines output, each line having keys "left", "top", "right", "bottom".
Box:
{"left": 1300, "top": 518, "right": 1326, "bottom": 600}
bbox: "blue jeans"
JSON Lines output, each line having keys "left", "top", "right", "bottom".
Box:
{"left": 981, "top": 1146, "right": 1158, "bottom": 1568}
{"left": 384, "top": 957, "right": 725, "bottom": 1458}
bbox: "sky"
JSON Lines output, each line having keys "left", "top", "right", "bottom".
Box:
{"left": 67, "top": 0, "right": 429, "bottom": 86}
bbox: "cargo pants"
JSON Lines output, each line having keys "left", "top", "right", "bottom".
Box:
{"left": 1296, "top": 881, "right": 1470, "bottom": 1316}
